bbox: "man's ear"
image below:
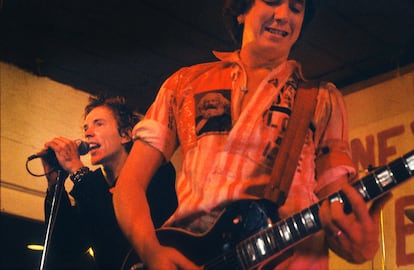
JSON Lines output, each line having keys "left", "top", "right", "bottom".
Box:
{"left": 237, "top": 14, "right": 245, "bottom": 24}
{"left": 120, "top": 128, "right": 132, "bottom": 144}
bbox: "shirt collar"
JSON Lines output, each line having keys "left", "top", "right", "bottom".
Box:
{"left": 212, "top": 50, "right": 305, "bottom": 81}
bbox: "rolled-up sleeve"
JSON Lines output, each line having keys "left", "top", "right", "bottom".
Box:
{"left": 132, "top": 72, "right": 181, "bottom": 161}
{"left": 314, "top": 82, "right": 357, "bottom": 192}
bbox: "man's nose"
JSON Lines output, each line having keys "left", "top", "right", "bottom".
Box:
{"left": 84, "top": 127, "right": 94, "bottom": 138}
{"left": 273, "top": 3, "right": 289, "bottom": 25}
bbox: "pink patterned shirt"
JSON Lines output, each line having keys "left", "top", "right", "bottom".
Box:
{"left": 133, "top": 51, "right": 356, "bottom": 269}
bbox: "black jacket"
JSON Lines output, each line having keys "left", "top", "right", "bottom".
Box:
{"left": 44, "top": 163, "right": 176, "bottom": 270}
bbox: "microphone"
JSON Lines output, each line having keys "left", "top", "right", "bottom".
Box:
{"left": 27, "top": 140, "right": 90, "bottom": 161}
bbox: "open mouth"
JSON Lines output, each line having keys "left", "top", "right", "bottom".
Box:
{"left": 88, "top": 143, "right": 100, "bottom": 151}
{"left": 266, "top": 27, "right": 288, "bottom": 37}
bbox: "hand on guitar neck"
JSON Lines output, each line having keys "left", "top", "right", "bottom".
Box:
{"left": 319, "top": 183, "right": 392, "bottom": 263}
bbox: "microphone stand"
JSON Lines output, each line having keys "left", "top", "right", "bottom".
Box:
{"left": 39, "top": 169, "right": 66, "bottom": 270}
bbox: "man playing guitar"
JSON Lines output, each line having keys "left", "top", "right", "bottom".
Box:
{"left": 113, "top": 1, "right": 398, "bottom": 269}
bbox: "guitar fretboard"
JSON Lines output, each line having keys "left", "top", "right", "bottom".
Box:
{"left": 236, "top": 151, "right": 414, "bottom": 269}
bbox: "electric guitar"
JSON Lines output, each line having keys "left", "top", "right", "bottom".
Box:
{"left": 123, "top": 150, "right": 414, "bottom": 270}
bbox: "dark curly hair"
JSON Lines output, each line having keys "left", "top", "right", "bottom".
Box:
{"left": 223, "top": 0, "right": 316, "bottom": 47}
{"left": 84, "top": 94, "right": 142, "bottom": 153}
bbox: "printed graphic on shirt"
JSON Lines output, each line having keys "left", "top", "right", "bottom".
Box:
{"left": 195, "top": 90, "right": 232, "bottom": 136}
{"left": 260, "top": 73, "right": 300, "bottom": 168}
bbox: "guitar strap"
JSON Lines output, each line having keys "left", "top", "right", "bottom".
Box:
{"left": 263, "top": 80, "right": 320, "bottom": 206}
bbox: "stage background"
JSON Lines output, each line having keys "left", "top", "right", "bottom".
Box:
{"left": 333, "top": 66, "right": 414, "bottom": 269}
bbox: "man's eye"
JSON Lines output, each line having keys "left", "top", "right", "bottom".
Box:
{"left": 291, "top": 0, "right": 305, "bottom": 13}
{"left": 94, "top": 119, "right": 105, "bottom": 126}
{"left": 263, "top": 0, "right": 305, "bottom": 13}
{"left": 263, "top": 0, "right": 282, "bottom": 5}
{"left": 290, "top": 5, "right": 304, "bottom": 14}
{"left": 293, "top": 2, "right": 305, "bottom": 11}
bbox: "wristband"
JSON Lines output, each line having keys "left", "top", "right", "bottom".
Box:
{"left": 69, "top": 167, "right": 90, "bottom": 184}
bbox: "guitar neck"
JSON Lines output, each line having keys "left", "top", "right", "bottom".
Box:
{"left": 235, "top": 150, "right": 414, "bottom": 269}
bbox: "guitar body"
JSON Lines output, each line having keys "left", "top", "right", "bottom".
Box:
{"left": 157, "top": 200, "right": 280, "bottom": 269}
{"left": 123, "top": 200, "right": 285, "bottom": 270}
{"left": 122, "top": 150, "right": 414, "bottom": 270}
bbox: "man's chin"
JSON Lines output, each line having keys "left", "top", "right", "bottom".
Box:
{"left": 90, "top": 158, "right": 101, "bottom": 166}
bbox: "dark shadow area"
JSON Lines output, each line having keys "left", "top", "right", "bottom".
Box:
{"left": 1, "top": 0, "right": 413, "bottom": 113}
{"left": 0, "top": 213, "right": 44, "bottom": 270}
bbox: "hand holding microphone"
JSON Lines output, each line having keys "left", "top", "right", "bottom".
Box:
{"left": 28, "top": 139, "right": 89, "bottom": 161}
{"left": 29, "top": 138, "right": 89, "bottom": 180}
